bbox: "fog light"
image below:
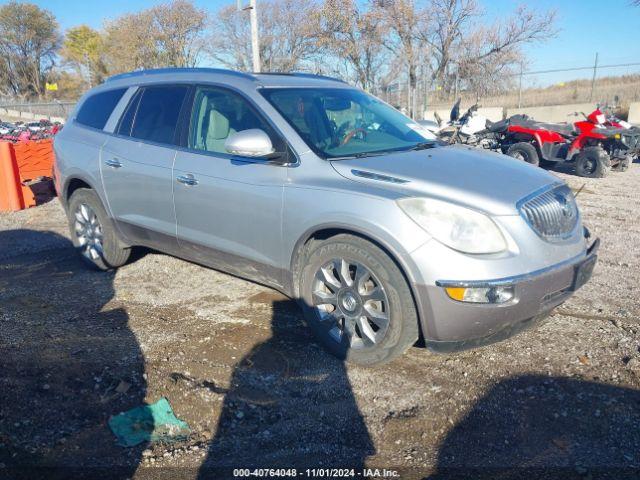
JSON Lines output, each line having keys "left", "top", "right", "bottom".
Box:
{"left": 445, "top": 286, "right": 514, "bottom": 304}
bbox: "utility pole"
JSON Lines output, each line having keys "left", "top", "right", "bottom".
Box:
{"left": 518, "top": 63, "right": 523, "bottom": 109}
{"left": 453, "top": 70, "right": 459, "bottom": 102}
{"left": 422, "top": 65, "right": 429, "bottom": 119}
{"left": 589, "top": 52, "right": 598, "bottom": 102}
{"left": 406, "top": 67, "right": 411, "bottom": 117}
{"left": 240, "top": 0, "right": 261, "bottom": 72}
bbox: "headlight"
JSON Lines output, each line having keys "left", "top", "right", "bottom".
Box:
{"left": 397, "top": 197, "right": 507, "bottom": 254}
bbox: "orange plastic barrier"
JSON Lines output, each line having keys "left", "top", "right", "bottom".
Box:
{"left": 0, "top": 139, "right": 55, "bottom": 212}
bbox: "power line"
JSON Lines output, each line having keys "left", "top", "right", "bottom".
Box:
{"left": 518, "top": 61, "right": 640, "bottom": 76}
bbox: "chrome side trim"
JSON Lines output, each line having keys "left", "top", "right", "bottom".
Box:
{"left": 436, "top": 238, "right": 599, "bottom": 288}
{"left": 351, "top": 169, "right": 409, "bottom": 184}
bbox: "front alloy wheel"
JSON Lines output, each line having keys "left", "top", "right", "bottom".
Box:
{"left": 312, "top": 258, "right": 389, "bottom": 349}
{"left": 300, "top": 234, "right": 419, "bottom": 365}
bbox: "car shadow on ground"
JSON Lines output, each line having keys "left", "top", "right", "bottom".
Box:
{"left": 428, "top": 374, "right": 640, "bottom": 480}
{"left": 544, "top": 158, "right": 634, "bottom": 177}
{"left": 0, "top": 230, "right": 147, "bottom": 479}
{"left": 197, "top": 298, "right": 375, "bottom": 477}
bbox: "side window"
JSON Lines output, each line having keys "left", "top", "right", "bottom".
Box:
{"left": 188, "top": 87, "right": 281, "bottom": 155}
{"left": 75, "top": 88, "right": 127, "bottom": 130}
{"left": 116, "top": 90, "right": 142, "bottom": 136}
{"left": 130, "top": 85, "right": 189, "bottom": 145}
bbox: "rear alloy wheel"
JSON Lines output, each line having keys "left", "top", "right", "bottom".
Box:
{"left": 299, "top": 234, "right": 419, "bottom": 365}
{"left": 575, "top": 147, "right": 610, "bottom": 178}
{"left": 506, "top": 142, "right": 540, "bottom": 166}
{"left": 67, "top": 188, "right": 130, "bottom": 270}
{"left": 74, "top": 203, "right": 104, "bottom": 262}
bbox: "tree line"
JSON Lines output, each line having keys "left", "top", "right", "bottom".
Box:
{"left": 0, "top": 0, "right": 556, "bottom": 116}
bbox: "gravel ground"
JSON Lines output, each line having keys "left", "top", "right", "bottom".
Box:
{"left": 1, "top": 163, "right": 639, "bottom": 480}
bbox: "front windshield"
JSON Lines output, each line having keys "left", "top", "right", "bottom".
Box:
{"left": 260, "top": 87, "right": 435, "bottom": 159}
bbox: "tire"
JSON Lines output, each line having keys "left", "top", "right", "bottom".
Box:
{"left": 575, "top": 147, "right": 610, "bottom": 178}
{"left": 67, "top": 188, "right": 130, "bottom": 270}
{"left": 437, "top": 130, "right": 454, "bottom": 143}
{"left": 299, "top": 234, "right": 419, "bottom": 366}
{"left": 612, "top": 155, "right": 630, "bottom": 172}
{"left": 506, "top": 142, "right": 539, "bottom": 166}
{"left": 539, "top": 159, "right": 557, "bottom": 169}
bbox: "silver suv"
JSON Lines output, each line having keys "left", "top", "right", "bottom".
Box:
{"left": 53, "top": 68, "right": 598, "bottom": 365}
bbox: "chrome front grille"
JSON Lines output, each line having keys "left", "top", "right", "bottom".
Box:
{"left": 519, "top": 185, "right": 579, "bottom": 241}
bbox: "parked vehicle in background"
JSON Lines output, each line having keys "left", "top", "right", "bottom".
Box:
{"left": 54, "top": 68, "right": 598, "bottom": 365}
{"left": 0, "top": 119, "right": 61, "bottom": 142}
{"left": 569, "top": 108, "right": 639, "bottom": 173}
{"left": 483, "top": 108, "right": 639, "bottom": 177}
{"left": 419, "top": 99, "right": 490, "bottom": 146}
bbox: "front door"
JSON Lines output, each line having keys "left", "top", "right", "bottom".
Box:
{"left": 101, "top": 84, "right": 189, "bottom": 249}
{"left": 173, "top": 86, "right": 287, "bottom": 287}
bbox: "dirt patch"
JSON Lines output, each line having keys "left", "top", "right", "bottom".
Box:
{"left": 1, "top": 165, "right": 640, "bottom": 477}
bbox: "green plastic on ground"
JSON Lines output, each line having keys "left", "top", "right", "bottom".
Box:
{"left": 108, "top": 397, "right": 190, "bottom": 447}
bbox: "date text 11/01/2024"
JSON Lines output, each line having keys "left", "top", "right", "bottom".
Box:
{"left": 233, "top": 468, "right": 400, "bottom": 478}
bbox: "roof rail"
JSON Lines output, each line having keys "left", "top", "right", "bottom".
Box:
{"left": 290, "top": 72, "right": 347, "bottom": 84}
{"left": 252, "top": 72, "right": 347, "bottom": 84}
{"left": 106, "top": 67, "right": 255, "bottom": 82}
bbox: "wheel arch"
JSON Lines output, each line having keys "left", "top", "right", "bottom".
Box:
{"left": 288, "top": 224, "right": 428, "bottom": 344}
{"left": 63, "top": 176, "right": 96, "bottom": 208}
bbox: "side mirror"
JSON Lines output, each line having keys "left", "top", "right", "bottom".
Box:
{"left": 225, "top": 129, "right": 275, "bottom": 158}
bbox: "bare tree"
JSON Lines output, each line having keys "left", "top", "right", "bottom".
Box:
{"left": 103, "top": 0, "right": 207, "bottom": 74}
{"left": 425, "top": 0, "right": 557, "bottom": 99}
{"left": 151, "top": 0, "right": 208, "bottom": 67}
{"left": 207, "top": 0, "right": 320, "bottom": 72}
{"left": 426, "top": 0, "right": 480, "bottom": 90}
{"left": 315, "top": 0, "right": 388, "bottom": 90}
{"left": 374, "top": 0, "right": 428, "bottom": 117}
{"left": 103, "top": 10, "right": 161, "bottom": 73}
{"left": 260, "top": 0, "right": 322, "bottom": 71}
{"left": 206, "top": 5, "right": 252, "bottom": 70}
{"left": 0, "top": 1, "right": 60, "bottom": 99}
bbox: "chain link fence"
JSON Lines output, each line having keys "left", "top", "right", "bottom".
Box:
{"left": 0, "top": 100, "right": 76, "bottom": 121}
{"left": 379, "top": 55, "right": 640, "bottom": 119}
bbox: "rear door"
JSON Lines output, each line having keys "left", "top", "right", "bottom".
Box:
{"left": 172, "top": 86, "right": 287, "bottom": 287}
{"left": 101, "top": 84, "right": 190, "bottom": 249}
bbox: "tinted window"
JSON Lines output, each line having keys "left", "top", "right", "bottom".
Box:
{"left": 189, "top": 87, "right": 281, "bottom": 154}
{"left": 116, "top": 90, "right": 141, "bottom": 136}
{"left": 131, "top": 85, "right": 188, "bottom": 145}
{"left": 75, "top": 88, "right": 127, "bottom": 130}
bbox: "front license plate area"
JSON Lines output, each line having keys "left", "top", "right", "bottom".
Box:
{"left": 572, "top": 255, "right": 597, "bottom": 291}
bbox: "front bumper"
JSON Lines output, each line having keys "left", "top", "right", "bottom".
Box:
{"left": 418, "top": 238, "right": 599, "bottom": 352}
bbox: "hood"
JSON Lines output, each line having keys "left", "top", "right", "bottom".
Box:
{"left": 330, "top": 145, "right": 560, "bottom": 216}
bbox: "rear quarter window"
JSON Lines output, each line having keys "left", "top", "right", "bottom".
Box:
{"left": 129, "top": 85, "right": 189, "bottom": 145}
{"left": 75, "top": 88, "right": 127, "bottom": 130}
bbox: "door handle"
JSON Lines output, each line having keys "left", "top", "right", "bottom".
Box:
{"left": 105, "top": 158, "right": 123, "bottom": 169}
{"left": 176, "top": 174, "right": 198, "bottom": 186}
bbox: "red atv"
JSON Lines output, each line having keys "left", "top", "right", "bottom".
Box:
{"left": 483, "top": 108, "right": 639, "bottom": 178}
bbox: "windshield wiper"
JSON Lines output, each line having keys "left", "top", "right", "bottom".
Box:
{"left": 330, "top": 143, "right": 437, "bottom": 160}
{"left": 330, "top": 151, "right": 391, "bottom": 160}
{"left": 409, "top": 141, "right": 437, "bottom": 151}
